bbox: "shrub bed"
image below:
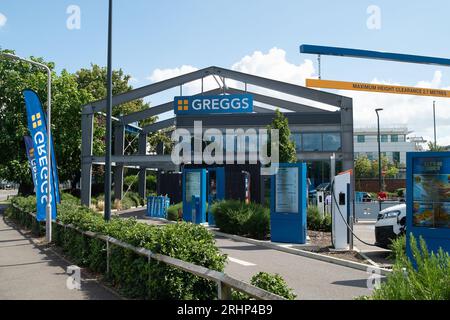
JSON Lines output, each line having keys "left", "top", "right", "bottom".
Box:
{"left": 368, "top": 235, "right": 450, "bottom": 300}
{"left": 211, "top": 200, "right": 270, "bottom": 240}
{"left": 8, "top": 196, "right": 227, "bottom": 300}
{"left": 307, "top": 206, "right": 331, "bottom": 232}
{"left": 232, "top": 272, "right": 297, "bottom": 300}
{"left": 167, "top": 202, "right": 182, "bottom": 221}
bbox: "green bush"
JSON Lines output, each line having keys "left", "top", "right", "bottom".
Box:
{"left": 211, "top": 200, "right": 270, "bottom": 240}
{"left": 61, "top": 192, "right": 81, "bottom": 205}
{"left": 146, "top": 174, "right": 157, "bottom": 194}
{"left": 396, "top": 188, "right": 406, "bottom": 198}
{"left": 9, "top": 195, "right": 227, "bottom": 300}
{"left": 369, "top": 234, "right": 450, "bottom": 300}
{"left": 307, "top": 206, "right": 331, "bottom": 232}
{"left": 167, "top": 202, "right": 182, "bottom": 221}
{"left": 388, "top": 234, "right": 406, "bottom": 262}
{"left": 6, "top": 197, "right": 43, "bottom": 235}
{"left": 124, "top": 175, "right": 139, "bottom": 192}
{"left": 232, "top": 272, "right": 296, "bottom": 300}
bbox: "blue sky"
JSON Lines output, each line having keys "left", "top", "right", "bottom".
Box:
{"left": 1, "top": 0, "right": 450, "bottom": 144}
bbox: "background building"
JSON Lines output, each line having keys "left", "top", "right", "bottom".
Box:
{"left": 354, "top": 127, "right": 425, "bottom": 165}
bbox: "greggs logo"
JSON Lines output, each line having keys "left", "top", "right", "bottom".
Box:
{"left": 174, "top": 94, "right": 253, "bottom": 115}
{"left": 31, "top": 113, "right": 42, "bottom": 129}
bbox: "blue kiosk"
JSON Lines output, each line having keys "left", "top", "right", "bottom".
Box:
{"left": 270, "top": 163, "right": 307, "bottom": 244}
{"left": 182, "top": 168, "right": 207, "bottom": 224}
{"left": 182, "top": 167, "right": 225, "bottom": 225}
{"left": 406, "top": 152, "right": 450, "bottom": 257}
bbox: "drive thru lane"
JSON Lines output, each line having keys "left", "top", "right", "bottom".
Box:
{"left": 216, "top": 235, "right": 373, "bottom": 300}
{"left": 117, "top": 208, "right": 376, "bottom": 300}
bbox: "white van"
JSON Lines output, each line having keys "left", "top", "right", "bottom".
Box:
{"left": 374, "top": 203, "right": 406, "bottom": 248}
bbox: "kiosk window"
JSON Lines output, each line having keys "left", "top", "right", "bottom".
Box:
{"left": 412, "top": 157, "right": 450, "bottom": 229}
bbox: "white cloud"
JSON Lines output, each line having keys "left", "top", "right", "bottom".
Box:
{"left": 231, "top": 47, "right": 315, "bottom": 85}
{"left": 147, "top": 48, "right": 450, "bottom": 146}
{"left": 337, "top": 70, "right": 450, "bottom": 146}
{"left": 0, "top": 13, "right": 7, "bottom": 28}
{"left": 148, "top": 65, "right": 198, "bottom": 82}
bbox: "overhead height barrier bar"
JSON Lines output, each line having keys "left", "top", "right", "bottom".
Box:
{"left": 300, "top": 45, "right": 450, "bottom": 67}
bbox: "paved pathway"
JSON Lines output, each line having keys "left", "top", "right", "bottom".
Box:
{"left": 0, "top": 205, "right": 119, "bottom": 300}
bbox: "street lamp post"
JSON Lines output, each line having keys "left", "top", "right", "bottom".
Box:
{"left": 375, "top": 108, "right": 383, "bottom": 211}
{"left": 1, "top": 52, "right": 53, "bottom": 242}
{"left": 433, "top": 101, "right": 437, "bottom": 148}
{"left": 104, "top": 0, "right": 113, "bottom": 221}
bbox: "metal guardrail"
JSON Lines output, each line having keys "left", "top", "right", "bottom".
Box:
{"left": 12, "top": 204, "right": 285, "bottom": 300}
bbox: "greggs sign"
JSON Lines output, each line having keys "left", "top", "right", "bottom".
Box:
{"left": 174, "top": 94, "right": 253, "bottom": 115}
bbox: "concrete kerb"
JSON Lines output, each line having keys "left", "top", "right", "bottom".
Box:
{"left": 210, "top": 229, "right": 392, "bottom": 276}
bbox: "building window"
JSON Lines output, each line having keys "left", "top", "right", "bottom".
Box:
{"left": 303, "top": 133, "right": 322, "bottom": 151}
{"left": 290, "top": 133, "right": 302, "bottom": 152}
{"left": 323, "top": 133, "right": 341, "bottom": 151}
{"left": 367, "top": 152, "right": 374, "bottom": 161}
{"left": 380, "top": 135, "right": 388, "bottom": 143}
{"left": 357, "top": 135, "right": 365, "bottom": 143}
{"left": 399, "top": 135, "right": 406, "bottom": 142}
{"left": 391, "top": 134, "right": 399, "bottom": 142}
{"left": 393, "top": 152, "right": 400, "bottom": 163}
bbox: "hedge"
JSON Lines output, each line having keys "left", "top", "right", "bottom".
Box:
{"left": 211, "top": 200, "right": 270, "bottom": 240}
{"left": 232, "top": 272, "right": 297, "bottom": 300}
{"left": 7, "top": 196, "right": 227, "bottom": 300}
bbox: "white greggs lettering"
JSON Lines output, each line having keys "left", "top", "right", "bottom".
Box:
{"left": 191, "top": 97, "right": 250, "bottom": 111}
{"left": 33, "top": 131, "right": 52, "bottom": 205}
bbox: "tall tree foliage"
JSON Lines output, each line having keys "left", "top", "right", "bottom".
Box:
{"left": 267, "top": 109, "right": 297, "bottom": 163}
{"left": 0, "top": 49, "right": 152, "bottom": 193}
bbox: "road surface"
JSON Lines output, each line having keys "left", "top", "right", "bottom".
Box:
{"left": 118, "top": 208, "right": 376, "bottom": 300}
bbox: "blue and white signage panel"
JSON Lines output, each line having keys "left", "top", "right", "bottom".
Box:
{"left": 406, "top": 152, "right": 450, "bottom": 258}
{"left": 174, "top": 94, "right": 253, "bottom": 115}
{"left": 270, "top": 163, "right": 307, "bottom": 244}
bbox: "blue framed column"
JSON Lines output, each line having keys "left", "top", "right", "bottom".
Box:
{"left": 270, "top": 163, "right": 307, "bottom": 244}
{"left": 182, "top": 168, "right": 207, "bottom": 224}
{"left": 207, "top": 167, "right": 225, "bottom": 226}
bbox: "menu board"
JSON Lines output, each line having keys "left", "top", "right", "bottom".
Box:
{"left": 275, "top": 167, "right": 299, "bottom": 214}
{"left": 185, "top": 171, "right": 201, "bottom": 203}
{"left": 412, "top": 157, "right": 450, "bottom": 229}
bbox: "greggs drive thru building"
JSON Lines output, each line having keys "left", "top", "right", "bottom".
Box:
{"left": 80, "top": 66, "right": 354, "bottom": 206}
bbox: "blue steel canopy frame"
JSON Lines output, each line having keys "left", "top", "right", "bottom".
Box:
{"left": 80, "top": 66, "right": 354, "bottom": 207}
{"left": 300, "top": 45, "right": 450, "bottom": 66}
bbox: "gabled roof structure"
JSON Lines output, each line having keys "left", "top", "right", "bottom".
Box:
{"left": 80, "top": 66, "right": 353, "bottom": 206}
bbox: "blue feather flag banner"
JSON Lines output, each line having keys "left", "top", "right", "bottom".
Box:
{"left": 23, "top": 89, "right": 59, "bottom": 221}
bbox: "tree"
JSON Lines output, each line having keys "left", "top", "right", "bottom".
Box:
{"left": 0, "top": 49, "right": 153, "bottom": 193}
{"left": 0, "top": 49, "right": 59, "bottom": 194}
{"left": 355, "top": 155, "right": 372, "bottom": 179}
{"left": 267, "top": 109, "right": 297, "bottom": 163}
{"left": 427, "top": 141, "right": 446, "bottom": 152}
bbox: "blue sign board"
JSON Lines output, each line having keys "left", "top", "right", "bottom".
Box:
{"left": 174, "top": 94, "right": 253, "bottom": 115}
{"left": 406, "top": 152, "right": 450, "bottom": 258}
{"left": 270, "top": 163, "right": 307, "bottom": 244}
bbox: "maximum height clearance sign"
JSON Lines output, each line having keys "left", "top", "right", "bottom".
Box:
{"left": 306, "top": 79, "right": 450, "bottom": 98}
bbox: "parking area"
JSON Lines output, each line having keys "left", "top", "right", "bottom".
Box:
{"left": 0, "top": 189, "right": 18, "bottom": 202}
